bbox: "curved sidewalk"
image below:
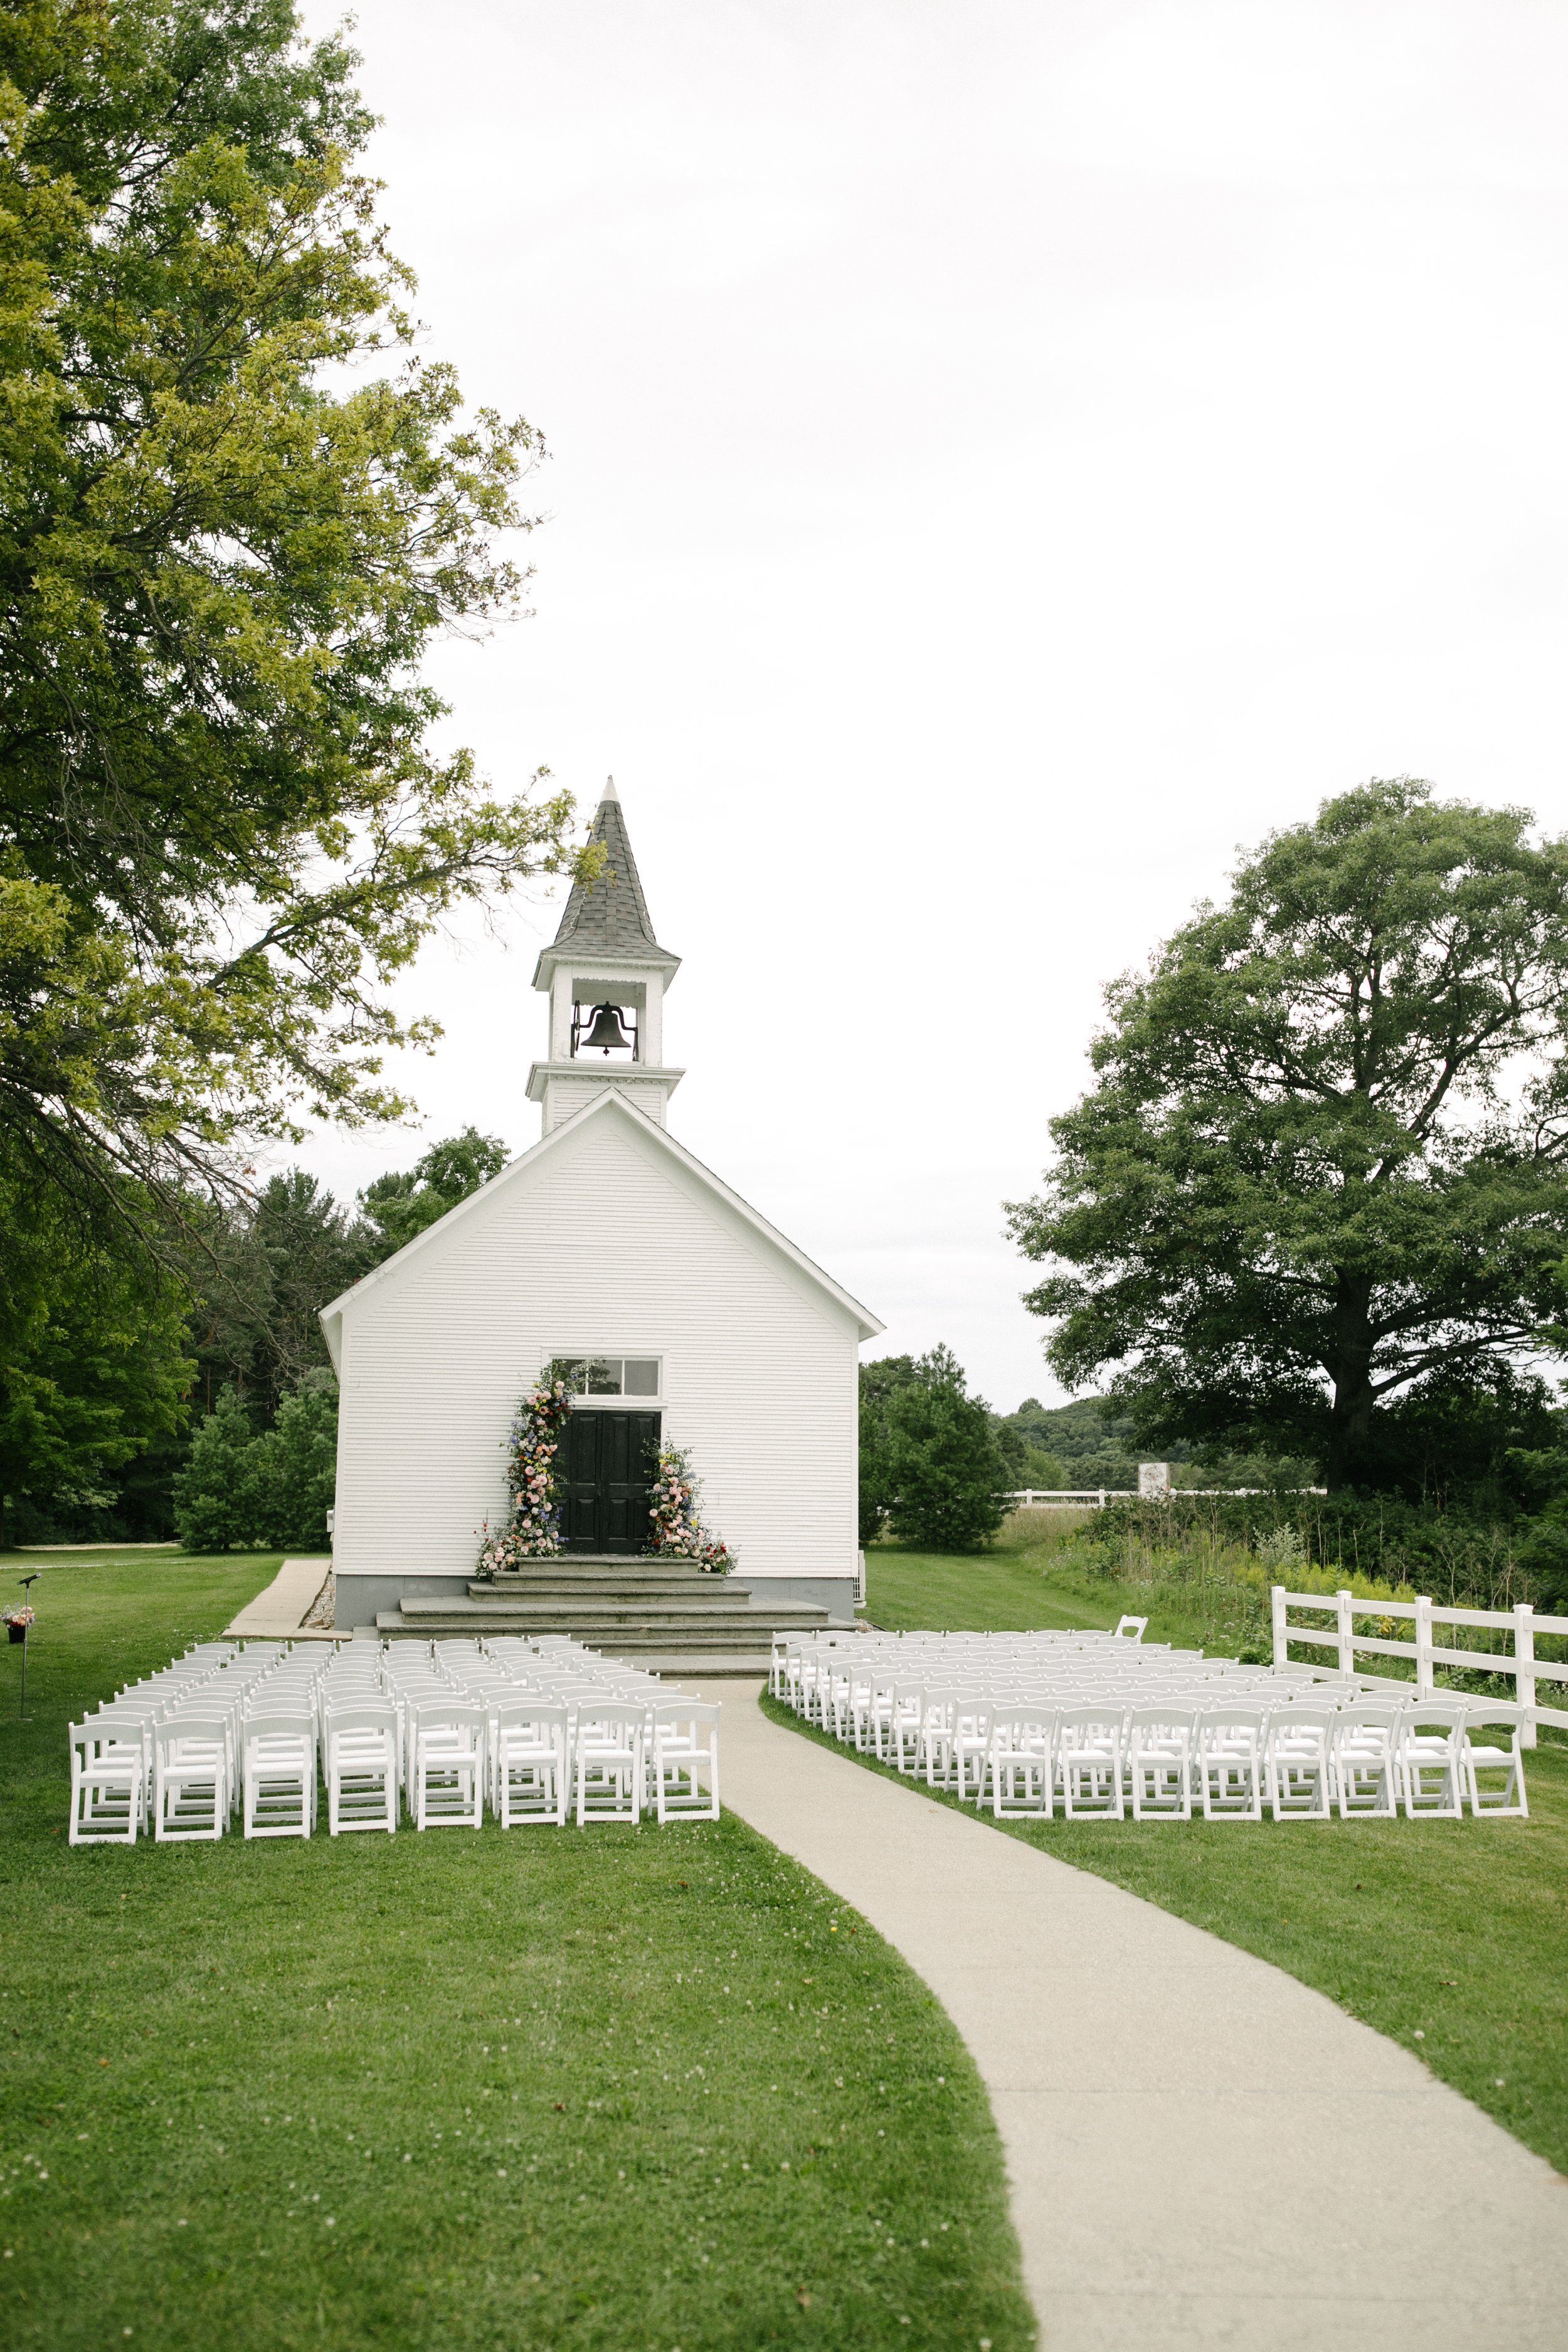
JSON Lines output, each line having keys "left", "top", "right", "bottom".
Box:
{"left": 696, "top": 1682, "right": 1567, "bottom": 2352}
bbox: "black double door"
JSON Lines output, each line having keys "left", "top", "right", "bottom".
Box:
{"left": 560, "top": 1410, "right": 660, "bottom": 1555}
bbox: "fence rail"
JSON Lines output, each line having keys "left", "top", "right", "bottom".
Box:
{"left": 1272, "top": 1584, "right": 1568, "bottom": 1745}
{"left": 1005, "top": 1488, "right": 1328, "bottom": 1508}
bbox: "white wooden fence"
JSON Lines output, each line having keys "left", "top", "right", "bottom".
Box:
{"left": 1271, "top": 1584, "right": 1568, "bottom": 1746}
{"left": 1005, "top": 1488, "right": 1328, "bottom": 1508}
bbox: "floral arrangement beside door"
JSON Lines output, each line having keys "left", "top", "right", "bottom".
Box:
{"left": 645, "top": 1444, "right": 734, "bottom": 1574}
{"left": 475, "top": 1380, "right": 575, "bottom": 1572}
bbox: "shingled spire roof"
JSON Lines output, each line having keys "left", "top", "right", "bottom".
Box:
{"left": 543, "top": 778, "right": 680, "bottom": 971}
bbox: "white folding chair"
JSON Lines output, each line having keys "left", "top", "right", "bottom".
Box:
{"left": 1399, "top": 1700, "right": 1467, "bottom": 1820}
{"left": 241, "top": 1713, "right": 317, "bottom": 1839}
{"left": 1128, "top": 1706, "right": 1195, "bottom": 1820}
{"left": 495, "top": 1701, "right": 569, "bottom": 1827}
{"left": 651, "top": 1703, "right": 721, "bottom": 1823}
{"left": 1057, "top": 1705, "right": 1126, "bottom": 1819}
{"left": 68, "top": 1722, "right": 143, "bottom": 1845}
{"left": 1331, "top": 1705, "right": 1401, "bottom": 1820}
{"left": 412, "top": 1702, "right": 486, "bottom": 1830}
{"left": 987, "top": 1707, "right": 1056, "bottom": 1817}
{"left": 1265, "top": 1707, "right": 1333, "bottom": 1821}
{"left": 324, "top": 1705, "right": 399, "bottom": 1839}
{"left": 1460, "top": 1703, "right": 1529, "bottom": 1819}
{"left": 574, "top": 1704, "right": 645, "bottom": 1825}
{"left": 953, "top": 1697, "right": 996, "bottom": 1803}
{"left": 1114, "top": 1616, "right": 1148, "bottom": 1642}
{"left": 889, "top": 1682, "right": 925, "bottom": 1775}
{"left": 1195, "top": 1705, "right": 1265, "bottom": 1821}
{"left": 917, "top": 1690, "right": 960, "bottom": 1789}
{"left": 154, "top": 1716, "right": 231, "bottom": 1841}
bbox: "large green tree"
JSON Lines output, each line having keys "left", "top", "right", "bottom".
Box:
{"left": 0, "top": 1165, "right": 191, "bottom": 1544}
{"left": 0, "top": 1, "right": 589, "bottom": 1237}
{"left": 1008, "top": 780, "right": 1568, "bottom": 1490}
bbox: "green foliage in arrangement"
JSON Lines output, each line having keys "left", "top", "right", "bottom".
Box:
{"left": 1010, "top": 780, "right": 1568, "bottom": 1493}
{"left": 172, "top": 1372, "right": 337, "bottom": 1551}
{"left": 861, "top": 1345, "right": 1010, "bottom": 1554}
{"left": 0, "top": 1548, "right": 1033, "bottom": 2352}
{"left": 845, "top": 1535, "right": 1568, "bottom": 2178}
{"left": 0, "top": 1, "right": 590, "bottom": 1241}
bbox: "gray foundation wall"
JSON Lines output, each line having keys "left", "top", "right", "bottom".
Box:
{"left": 333, "top": 1567, "right": 859, "bottom": 1632}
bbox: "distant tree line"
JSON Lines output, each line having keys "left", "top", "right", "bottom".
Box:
{"left": 0, "top": 1130, "right": 506, "bottom": 1552}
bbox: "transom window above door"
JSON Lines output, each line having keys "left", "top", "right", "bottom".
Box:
{"left": 547, "top": 1355, "right": 660, "bottom": 1399}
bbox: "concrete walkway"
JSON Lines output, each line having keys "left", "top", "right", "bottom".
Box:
{"left": 223, "top": 1556, "right": 335, "bottom": 1640}
{"left": 696, "top": 1682, "right": 1567, "bottom": 2352}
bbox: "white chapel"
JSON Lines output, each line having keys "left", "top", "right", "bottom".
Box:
{"left": 319, "top": 780, "right": 881, "bottom": 1636}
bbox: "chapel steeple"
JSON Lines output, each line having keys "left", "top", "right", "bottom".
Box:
{"left": 527, "top": 780, "right": 685, "bottom": 1134}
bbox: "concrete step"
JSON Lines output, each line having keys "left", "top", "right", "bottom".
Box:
{"left": 477, "top": 1577, "right": 744, "bottom": 1599}
{"left": 463, "top": 1590, "right": 761, "bottom": 1609}
{"left": 378, "top": 1607, "right": 815, "bottom": 1642}
{"left": 399, "top": 1597, "right": 827, "bottom": 1628}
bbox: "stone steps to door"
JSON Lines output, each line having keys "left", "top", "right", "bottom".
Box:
{"left": 388, "top": 1599, "right": 830, "bottom": 1634}
{"left": 371, "top": 1561, "right": 847, "bottom": 1673}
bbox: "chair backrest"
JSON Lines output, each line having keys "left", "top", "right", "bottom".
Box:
{"left": 654, "top": 1701, "right": 720, "bottom": 1728}
{"left": 1405, "top": 1700, "right": 1469, "bottom": 1734}
{"left": 156, "top": 1715, "right": 230, "bottom": 1757}
{"left": 1459, "top": 1700, "right": 1525, "bottom": 1742}
{"left": 326, "top": 1704, "right": 398, "bottom": 1740}
{"left": 243, "top": 1713, "right": 315, "bottom": 1749}
{"left": 1195, "top": 1705, "right": 1267, "bottom": 1733}
{"left": 576, "top": 1703, "right": 645, "bottom": 1734}
{"left": 413, "top": 1702, "right": 485, "bottom": 1734}
{"left": 495, "top": 1700, "right": 569, "bottom": 1730}
{"left": 1333, "top": 1705, "right": 1402, "bottom": 1734}
{"left": 1059, "top": 1703, "right": 1124, "bottom": 1732}
{"left": 1114, "top": 1616, "right": 1148, "bottom": 1641}
{"left": 1128, "top": 1706, "right": 1196, "bottom": 1732}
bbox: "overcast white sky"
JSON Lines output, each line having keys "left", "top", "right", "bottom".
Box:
{"left": 292, "top": 0, "right": 1568, "bottom": 1413}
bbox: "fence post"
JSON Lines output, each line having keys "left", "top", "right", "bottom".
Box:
{"left": 1513, "top": 1602, "right": 1537, "bottom": 1750}
{"left": 1414, "top": 1593, "right": 1435, "bottom": 1696}
{"left": 1271, "top": 1584, "right": 1288, "bottom": 1669}
{"left": 1335, "top": 1599, "right": 1363, "bottom": 1675}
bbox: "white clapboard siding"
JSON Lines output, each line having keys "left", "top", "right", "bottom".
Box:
{"left": 326, "top": 1091, "right": 872, "bottom": 1586}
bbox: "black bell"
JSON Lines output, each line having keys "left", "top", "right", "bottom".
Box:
{"left": 580, "top": 1002, "right": 632, "bottom": 1055}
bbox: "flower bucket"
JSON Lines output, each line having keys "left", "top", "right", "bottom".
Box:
{"left": 8, "top": 1622, "right": 25, "bottom": 1644}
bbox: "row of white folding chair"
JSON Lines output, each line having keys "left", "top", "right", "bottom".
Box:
{"left": 808, "top": 1670, "right": 1527, "bottom": 1825}
{"left": 963, "top": 1697, "right": 1527, "bottom": 1821}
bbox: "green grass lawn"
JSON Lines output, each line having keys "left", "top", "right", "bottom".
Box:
{"left": 0, "top": 1549, "right": 1031, "bottom": 2352}
{"left": 847, "top": 1539, "right": 1568, "bottom": 2176}
{"left": 866, "top": 1526, "right": 1266, "bottom": 1655}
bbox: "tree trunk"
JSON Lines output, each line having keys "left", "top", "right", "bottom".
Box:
{"left": 1325, "top": 1274, "right": 1379, "bottom": 1491}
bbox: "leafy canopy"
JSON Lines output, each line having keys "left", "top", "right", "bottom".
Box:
{"left": 861, "top": 1345, "right": 1010, "bottom": 1552}
{"left": 0, "top": 1, "right": 588, "bottom": 1229}
{"left": 359, "top": 1125, "right": 507, "bottom": 1261}
{"left": 0, "top": 1168, "right": 191, "bottom": 1545}
{"left": 1008, "top": 780, "right": 1568, "bottom": 1490}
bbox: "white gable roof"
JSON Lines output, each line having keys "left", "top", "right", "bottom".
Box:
{"left": 318, "top": 1084, "right": 883, "bottom": 1367}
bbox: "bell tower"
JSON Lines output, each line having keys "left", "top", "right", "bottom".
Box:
{"left": 527, "top": 779, "right": 685, "bottom": 1135}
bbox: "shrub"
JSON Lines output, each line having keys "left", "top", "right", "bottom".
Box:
{"left": 172, "top": 1377, "right": 337, "bottom": 1552}
{"left": 250, "top": 1375, "right": 337, "bottom": 1552}
{"left": 886, "top": 1377, "right": 1010, "bottom": 1552}
{"left": 171, "top": 1389, "right": 263, "bottom": 1551}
